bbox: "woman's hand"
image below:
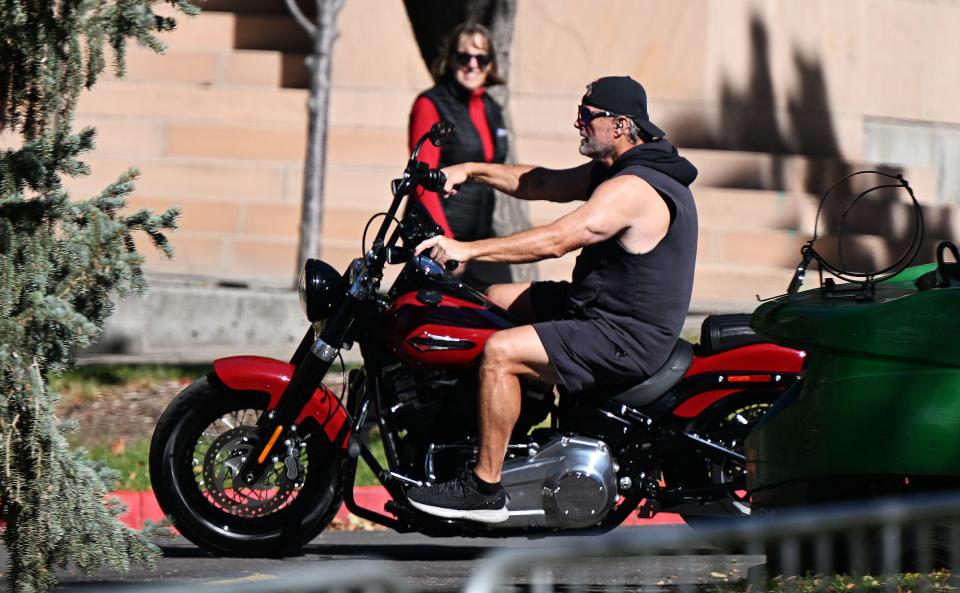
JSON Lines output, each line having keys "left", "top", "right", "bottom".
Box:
{"left": 440, "top": 164, "right": 470, "bottom": 197}
{"left": 414, "top": 235, "right": 473, "bottom": 269}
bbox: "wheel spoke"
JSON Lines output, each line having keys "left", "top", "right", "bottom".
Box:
{"left": 189, "top": 407, "right": 307, "bottom": 518}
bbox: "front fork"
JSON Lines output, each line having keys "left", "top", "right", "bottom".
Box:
{"left": 237, "top": 298, "right": 358, "bottom": 486}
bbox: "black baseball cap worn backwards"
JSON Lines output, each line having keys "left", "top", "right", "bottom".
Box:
{"left": 582, "top": 76, "right": 666, "bottom": 138}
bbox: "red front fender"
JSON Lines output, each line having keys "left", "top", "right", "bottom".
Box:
{"left": 212, "top": 356, "right": 350, "bottom": 449}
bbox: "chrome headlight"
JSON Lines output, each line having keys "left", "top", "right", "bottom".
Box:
{"left": 298, "top": 259, "right": 346, "bottom": 322}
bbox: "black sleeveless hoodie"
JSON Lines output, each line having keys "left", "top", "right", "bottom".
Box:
{"left": 570, "top": 140, "right": 699, "bottom": 374}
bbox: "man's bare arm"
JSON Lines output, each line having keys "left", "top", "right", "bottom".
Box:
{"left": 443, "top": 161, "right": 594, "bottom": 203}
{"left": 416, "top": 176, "right": 670, "bottom": 265}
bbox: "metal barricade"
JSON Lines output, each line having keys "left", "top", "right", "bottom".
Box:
{"left": 100, "top": 493, "right": 960, "bottom": 593}
{"left": 464, "top": 492, "right": 960, "bottom": 593}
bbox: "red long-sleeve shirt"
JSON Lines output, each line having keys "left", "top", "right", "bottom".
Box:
{"left": 408, "top": 88, "right": 495, "bottom": 237}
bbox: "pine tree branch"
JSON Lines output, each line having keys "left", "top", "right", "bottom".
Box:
{"left": 0, "top": 2, "right": 187, "bottom": 589}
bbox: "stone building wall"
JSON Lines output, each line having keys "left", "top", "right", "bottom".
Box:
{"left": 3, "top": 0, "right": 956, "bottom": 360}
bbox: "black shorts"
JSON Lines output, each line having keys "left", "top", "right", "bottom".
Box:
{"left": 528, "top": 281, "right": 648, "bottom": 394}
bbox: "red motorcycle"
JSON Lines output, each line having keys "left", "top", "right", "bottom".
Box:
{"left": 149, "top": 122, "right": 803, "bottom": 556}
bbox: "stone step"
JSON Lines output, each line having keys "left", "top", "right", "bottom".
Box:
{"left": 76, "top": 81, "right": 309, "bottom": 126}
{"left": 692, "top": 264, "right": 796, "bottom": 313}
{"left": 62, "top": 157, "right": 297, "bottom": 203}
{"left": 74, "top": 83, "right": 420, "bottom": 130}
{"left": 61, "top": 159, "right": 402, "bottom": 210}
{"left": 59, "top": 155, "right": 399, "bottom": 209}
{"left": 201, "top": 0, "right": 314, "bottom": 16}
{"left": 127, "top": 198, "right": 402, "bottom": 250}
{"left": 156, "top": 9, "right": 236, "bottom": 51}
{"left": 158, "top": 8, "right": 312, "bottom": 53}
{"left": 160, "top": 124, "right": 412, "bottom": 166}
{"left": 164, "top": 122, "right": 307, "bottom": 162}
{"left": 102, "top": 45, "right": 309, "bottom": 89}
{"left": 232, "top": 14, "right": 313, "bottom": 53}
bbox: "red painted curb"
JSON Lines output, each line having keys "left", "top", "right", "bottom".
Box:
{"left": 109, "top": 488, "right": 683, "bottom": 531}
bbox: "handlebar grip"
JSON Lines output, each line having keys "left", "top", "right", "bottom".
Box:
{"left": 445, "top": 260, "right": 460, "bottom": 272}
{"left": 421, "top": 169, "right": 447, "bottom": 193}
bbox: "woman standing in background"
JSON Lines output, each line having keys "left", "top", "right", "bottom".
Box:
{"left": 408, "top": 22, "right": 511, "bottom": 291}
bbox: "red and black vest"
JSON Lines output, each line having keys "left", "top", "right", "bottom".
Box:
{"left": 421, "top": 79, "right": 511, "bottom": 288}
{"left": 420, "top": 79, "right": 508, "bottom": 242}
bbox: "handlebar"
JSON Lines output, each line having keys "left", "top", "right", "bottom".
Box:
{"left": 359, "top": 121, "right": 458, "bottom": 290}
{"left": 419, "top": 168, "right": 447, "bottom": 194}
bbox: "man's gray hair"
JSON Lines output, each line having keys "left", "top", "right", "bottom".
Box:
{"left": 625, "top": 118, "right": 648, "bottom": 144}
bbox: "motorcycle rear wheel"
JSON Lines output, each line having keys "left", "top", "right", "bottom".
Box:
{"left": 149, "top": 376, "right": 344, "bottom": 556}
{"left": 664, "top": 390, "right": 778, "bottom": 524}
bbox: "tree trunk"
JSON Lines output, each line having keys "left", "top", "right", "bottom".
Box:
{"left": 293, "top": 0, "right": 345, "bottom": 279}
{"left": 482, "top": 0, "right": 536, "bottom": 282}
{"left": 403, "top": 0, "right": 537, "bottom": 282}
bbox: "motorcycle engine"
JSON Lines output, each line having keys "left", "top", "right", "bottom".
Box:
{"left": 378, "top": 366, "right": 619, "bottom": 528}
{"left": 380, "top": 364, "right": 554, "bottom": 481}
{"left": 379, "top": 365, "right": 621, "bottom": 529}
{"left": 501, "top": 435, "right": 619, "bottom": 529}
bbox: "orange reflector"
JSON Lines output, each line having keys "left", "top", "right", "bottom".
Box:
{"left": 257, "top": 426, "right": 284, "bottom": 464}
{"left": 726, "top": 374, "right": 772, "bottom": 383}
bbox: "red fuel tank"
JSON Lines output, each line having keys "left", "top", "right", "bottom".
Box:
{"left": 386, "top": 290, "right": 515, "bottom": 368}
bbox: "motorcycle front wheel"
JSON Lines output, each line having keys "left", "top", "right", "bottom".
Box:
{"left": 149, "top": 376, "right": 344, "bottom": 556}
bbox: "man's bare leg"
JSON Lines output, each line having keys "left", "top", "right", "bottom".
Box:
{"left": 473, "top": 325, "right": 559, "bottom": 483}
{"left": 404, "top": 314, "right": 557, "bottom": 522}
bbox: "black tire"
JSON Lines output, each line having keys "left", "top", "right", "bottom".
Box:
{"left": 664, "top": 390, "right": 779, "bottom": 524}
{"left": 149, "top": 376, "right": 344, "bottom": 556}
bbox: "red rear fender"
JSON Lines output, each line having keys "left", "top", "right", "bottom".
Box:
{"left": 212, "top": 356, "right": 350, "bottom": 448}
{"left": 686, "top": 343, "right": 804, "bottom": 376}
{"left": 673, "top": 344, "right": 805, "bottom": 419}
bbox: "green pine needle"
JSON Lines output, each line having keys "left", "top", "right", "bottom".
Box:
{"left": 0, "top": 1, "right": 194, "bottom": 591}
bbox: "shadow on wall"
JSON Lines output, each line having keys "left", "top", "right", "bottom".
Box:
{"left": 676, "top": 14, "right": 851, "bottom": 188}
{"left": 199, "top": 0, "right": 315, "bottom": 89}
{"left": 672, "top": 12, "right": 952, "bottom": 276}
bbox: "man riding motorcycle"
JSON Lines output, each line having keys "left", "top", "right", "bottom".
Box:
{"left": 408, "top": 75, "right": 700, "bottom": 523}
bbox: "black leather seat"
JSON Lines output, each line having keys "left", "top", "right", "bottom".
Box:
{"left": 605, "top": 340, "right": 694, "bottom": 409}
{"left": 696, "top": 313, "right": 764, "bottom": 356}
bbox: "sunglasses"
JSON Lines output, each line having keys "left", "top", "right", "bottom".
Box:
{"left": 577, "top": 105, "right": 622, "bottom": 125}
{"left": 455, "top": 52, "right": 491, "bottom": 68}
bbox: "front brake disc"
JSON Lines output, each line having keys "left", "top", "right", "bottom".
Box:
{"left": 200, "top": 426, "right": 300, "bottom": 518}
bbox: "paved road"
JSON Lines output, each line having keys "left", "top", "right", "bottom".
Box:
{"left": 0, "top": 527, "right": 764, "bottom": 592}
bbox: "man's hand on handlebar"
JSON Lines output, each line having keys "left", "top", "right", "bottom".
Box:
{"left": 415, "top": 235, "right": 471, "bottom": 274}
{"left": 439, "top": 164, "right": 469, "bottom": 198}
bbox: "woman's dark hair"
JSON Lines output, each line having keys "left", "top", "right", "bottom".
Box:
{"left": 430, "top": 22, "right": 505, "bottom": 86}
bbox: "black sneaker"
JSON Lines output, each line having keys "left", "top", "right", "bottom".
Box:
{"left": 407, "top": 471, "right": 508, "bottom": 523}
